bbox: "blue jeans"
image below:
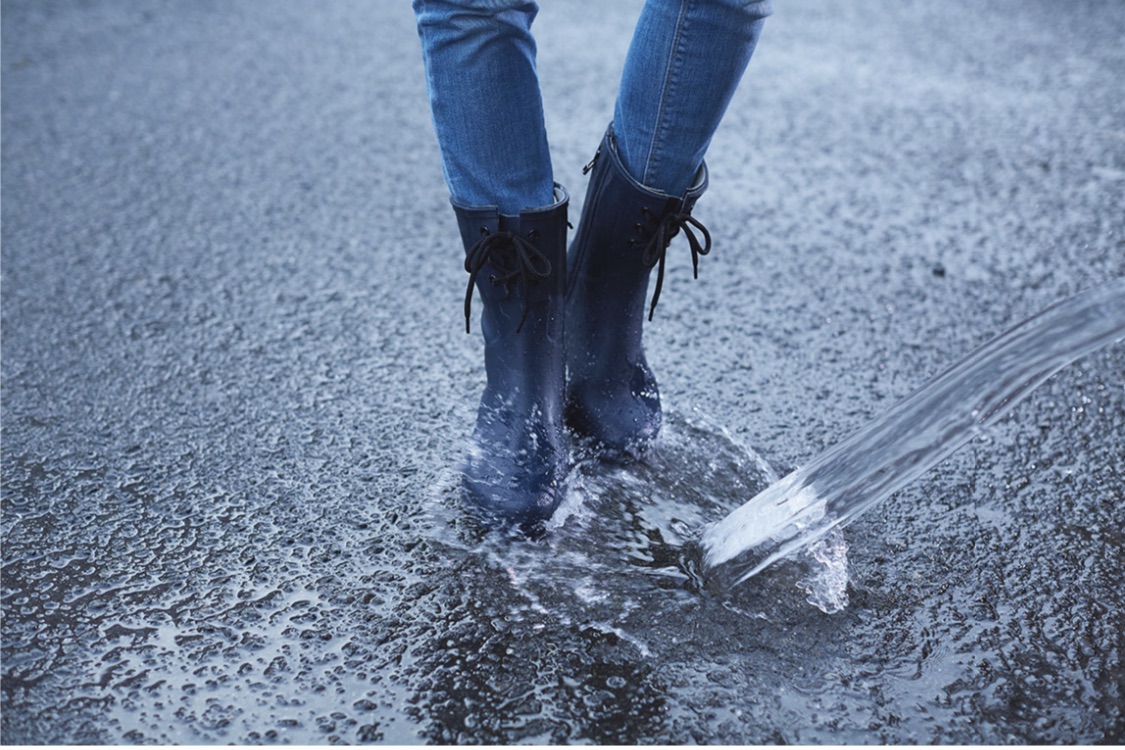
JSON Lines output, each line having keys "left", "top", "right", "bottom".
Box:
{"left": 413, "top": 0, "right": 771, "bottom": 215}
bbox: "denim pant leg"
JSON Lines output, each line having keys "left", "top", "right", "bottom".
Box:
{"left": 413, "top": 0, "right": 556, "bottom": 215}
{"left": 614, "top": 0, "right": 772, "bottom": 196}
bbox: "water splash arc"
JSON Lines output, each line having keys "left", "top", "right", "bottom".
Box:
{"left": 700, "top": 278, "right": 1125, "bottom": 587}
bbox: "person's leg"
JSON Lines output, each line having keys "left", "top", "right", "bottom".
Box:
{"left": 413, "top": 0, "right": 568, "bottom": 528}
{"left": 614, "top": 0, "right": 771, "bottom": 196}
{"left": 413, "top": 0, "right": 555, "bottom": 214}
{"left": 566, "top": 0, "right": 771, "bottom": 458}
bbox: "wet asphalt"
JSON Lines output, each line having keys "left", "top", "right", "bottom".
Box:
{"left": 2, "top": 0, "right": 1124, "bottom": 744}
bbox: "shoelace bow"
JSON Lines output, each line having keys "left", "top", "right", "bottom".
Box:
{"left": 464, "top": 227, "right": 552, "bottom": 334}
{"left": 639, "top": 209, "right": 712, "bottom": 321}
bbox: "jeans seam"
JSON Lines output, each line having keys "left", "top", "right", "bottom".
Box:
{"left": 642, "top": 0, "right": 693, "bottom": 189}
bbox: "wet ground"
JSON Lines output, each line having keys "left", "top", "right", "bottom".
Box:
{"left": 3, "top": 0, "right": 1123, "bottom": 744}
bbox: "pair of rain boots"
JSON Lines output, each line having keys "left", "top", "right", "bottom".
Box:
{"left": 455, "top": 125, "right": 710, "bottom": 531}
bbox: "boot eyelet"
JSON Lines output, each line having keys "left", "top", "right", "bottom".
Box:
{"left": 479, "top": 226, "right": 489, "bottom": 236}
{"left": 527, "top": 229, "right": 540, "bottom": 241}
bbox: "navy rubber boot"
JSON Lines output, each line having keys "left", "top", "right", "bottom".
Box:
{"left": 566, "top": 125, "right": 710, "bottom": 459}
{"left": 454, "top": 185, "right": 569, "bottom": 531}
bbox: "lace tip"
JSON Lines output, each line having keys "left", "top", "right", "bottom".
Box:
{"left": 582, "top": 148, "right": 601, "bottom": 175}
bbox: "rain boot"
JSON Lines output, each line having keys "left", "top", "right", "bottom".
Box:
{"left": 455, "top": 185, "right": 569, "bottom": 531}
{"left": 566, "top": 125, "right": 710, "bottom": 459}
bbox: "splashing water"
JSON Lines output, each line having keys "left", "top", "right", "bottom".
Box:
{"left": 701, "top": 278, "right": 1125, "bottom": 589}
{"left": 797, "top": 527, "right": 850, "bottom": 614}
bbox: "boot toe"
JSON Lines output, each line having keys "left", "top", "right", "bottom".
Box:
{"left": 565, "top": 376, "right": 662, "bottom": 460}
{"left": 461, "top": 431, "right": 565, "bottom": 531}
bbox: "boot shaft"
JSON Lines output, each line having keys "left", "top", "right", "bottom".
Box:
{"left": 570, "top": 125, "right": 707, "bottom": 277}
{"left": 568, "top": 124, "right": 708, "bottom": 365}
{"left": 454, "top": 185, "right": 568, "bottom": 325}
{"left": 453, "top": 185, "right": 569, "bottom": 415}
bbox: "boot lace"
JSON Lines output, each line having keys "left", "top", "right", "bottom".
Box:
{"left": 635, "top": 209, "right": 712, "bottom": 321}
{"left": 464, "top": 227, "right": 552, "bottom": 334}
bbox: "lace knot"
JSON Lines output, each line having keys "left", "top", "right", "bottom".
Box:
{"left": 464, "top": 228, "right": 552, "bottom": 333}
{"left": 639, "top": 210, "right": 712, "bottom": 321}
